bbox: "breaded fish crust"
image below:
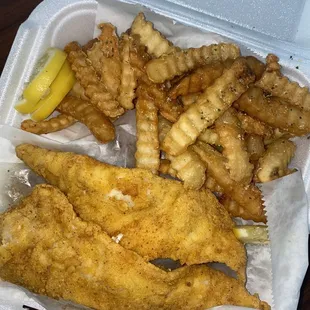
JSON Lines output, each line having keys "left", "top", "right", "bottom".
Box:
{"left": 0, "top": 185, "right": 269, "bottom": 310}
{"left": 16, "top": 144, "right": 246, "bottom": 278}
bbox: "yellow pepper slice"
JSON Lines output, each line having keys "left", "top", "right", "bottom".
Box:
{"left": 31, "top": 61, "right": 76, "bottom": 121}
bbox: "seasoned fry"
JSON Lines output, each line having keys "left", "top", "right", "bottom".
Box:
{"left": 21, "top": 114, "right": 76, "bottom": 135}
{"left": 168, "top": 61, "right": 233, "bottom": 99}
{"left": 192, "top": 141, "right": 265, "bottom": 222}
{"left": 256, "top": 71, "right": 310, "bottom": 111}
{"left": 263, "top": 128, "right": 292, "bottom": 145}
{"left": 57, "top": 96, "right": 115, "bottom": 143}
{"left": 215, "top": 109, "right": 253, "bottom": 184}
{"left": 204, "top": 175, "right": 223, "bottom": 193}
{"left": 198, "top": 128, "right": 220, "bottom": 145}
{"left": 265, "top": 53, "right": 281, "bottom": 73}
{"left": 146, "top": 43, "right": 240, "bottom": 83}
{"left": 245, "top": 56, "right": 265, "bottom": 80}
{"left": 70, "top": 81, "right": 88, "bottom": 100}
{"left": 167, "top": 147, "right": 207, "bottom": 190}
{"left": 162, "top": 58, "right": 255, "bottom": 156}
{"left": 219, "top": 195, "right": 262, "bottom": 222}
{"left": 235, "top": 110, "right": 273, "bottom": 137}
{"left": 255, "top": 138, "right": 296, "bottom": 183}
{"left": 131, "top": 12, "right": 178, "bottom": 57}
{"left": 235, "top": 87, "right": 310, "bottom": 136}
{"left": 158, "top": 115, "right": 172, "bottom": 145}
{"left": 158, "top": 159, "right": 175, "bottom": 175}
{"left": 245, "top": 134, "right": 265, "bottom": 162}
{"left": 118, "top": 34, "right": 137, "bottom": 110}
{"left": 135, "top": 87, "right": 160, "bottom": 174}
{"left": 65, "top": 42, "right": 124, "bottom": 118}
{"left": 181, "top": 93, "right": 201, "bottom": 110}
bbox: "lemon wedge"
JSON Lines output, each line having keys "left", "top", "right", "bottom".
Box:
{"left": 31, "top": 61, "right": 76, "bottom": 121}
{"left": 15, "top": 48, "right": 67, "bottom": 114}
{"left": 233, "top": 225, "right": 269, "bottom": 244}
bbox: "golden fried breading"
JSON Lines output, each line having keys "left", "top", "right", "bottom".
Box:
{"left": 57, "top": 96, "right": 115, "bottom": 143}
{"left": 131, "top": 12, "right": 178, "bottom": 57}
{"left": 16, "top": 144, "right": 247, "bottom": 278}
{"left": 150, "top": 44, "right": 240, "bottom": 83}
{"left": 70, "top": 81, "right": 89, "bottom": 100}
{"left": 215, "top": 108, "right": 253, "bottom": 184}
{"left": 255, "top": 138, "right": 296, "bottom": 183}
{"left": 162, "top": 58, "right": 255, "bottom": 156}
{"left": 21, "top": 114, "right": 76, "bottom": 135}
{"left": 192, "top": 141, "right": 266, "bottom": 223}
{"left": 235, "top": 110, "right": 273, "bottom": 137}
{"left": 256, "top": 71, "right": 310, "bottom": 111}
{"left": 0, "top": 185, "right": 269, "bottom": 310}
{"left": 245, "top": 134, "right": 265, "bottom": 162}
{"left": 234, "top": 87, "right": 310, "bottom": 136}
{"left": 146, "top": 43, "right": 240, "bottom": 83}
{"left": 65, "top": 42, "right": 124, "bottom": 118}
{"left": 168, "top": 60, "right": 233, "bottom": 99}
{"left": 135, "top": 87, "right": 160, "bottom": 174}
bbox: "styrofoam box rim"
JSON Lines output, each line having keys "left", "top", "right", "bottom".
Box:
{"left": 0, "top": 0, "right": 310, "bottom": 226}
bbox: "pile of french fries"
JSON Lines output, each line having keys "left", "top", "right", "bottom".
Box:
{"left": 21, "top": 13, "right": 310, "bottom": 223}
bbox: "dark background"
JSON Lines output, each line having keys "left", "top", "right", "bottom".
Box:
{"left": 0, "top": 0, "right": 309, "bottom": 308}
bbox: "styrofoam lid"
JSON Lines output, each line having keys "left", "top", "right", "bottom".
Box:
{"left": 129, "top": 0, "right": 310, "bottom": 62}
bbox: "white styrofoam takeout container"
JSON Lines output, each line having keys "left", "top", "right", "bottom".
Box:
{"left": 1, "top": 0, "right": 310, "bottom": 199}
{"left": 0, "top": 0, "right": 309, "bottom": 309}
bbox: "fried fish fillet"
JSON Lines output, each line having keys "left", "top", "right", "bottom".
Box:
{"left": 16, "top": 144, "right": 246, "bottom": 279}
{"left": 0, "top": 185, "right": 269, "bottom": 310}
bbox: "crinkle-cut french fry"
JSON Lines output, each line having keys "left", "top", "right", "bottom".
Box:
{"left": 181, "top": 93, "right": 201, "bottom": 110}
{"left": 192, "top": 141, "right": 266, "bottom": 223}
{"left": 255, "top": 138, "right": 296, "bottom": 183}
{"left": 265, "top": 53, "right": 281, "bottom": 73}
{"left": 198, "top": 128, "right": 220, "bottom": 145}
{"left": 146, "top": 43, "right": 240, "bottom": 83}
{"left": 158, "top": 159, "right": 176, "bottom": 176}
{"left": 167, "top": 147, "right": 207, "bottom": 190}
{"left": 87, "top": 24, "right": 121, "bottom": 98}
{"left": 263, "top": 128, "right": 292, "bottom": 145}
{"left": 244, "top": 56, "right": 265, "bottom": 80}
{"left": 65, "top": 42, "right": 124, "bottom": 118}
{"left": 235, "top": 110, "right": 273, "bottom": 137}
{"left": 215, "top": 109, "right": 253, "bottom": 184}
{"left": 57, "top": 96, "right": 115, "bottom": 143}
{"left": 162, "top": 58, "right": 255, "bottom": 156}
{"left": 70, "top": 82, "right": 89, "bottom": 101}
{"left": 118, "top": 34, "right": 137, "bottom": 110}
{"left": 219, "top": 195, "right": 262, "bottom": 222}
{"left": 135, "top": 87, "right": 160, "bottom": 174}
{"left": 245, "top": 134, "right": 265, "bottom": 162}
{"left": 168, "top": 60, "right": 233, "bottom": 99}
{"left": 130, "top": 12, "right": 178, "bottom": 57}
{"left": 256, "top": 71, "right": 310, "bottom": 111}
{"left": 235, "top": 87, "right": 310, "bottom": 136}
{"left": 21, "top": 114, "right": 76, "bottom": 135}
{"left": 204, "top": 175, "right": 223, "bottom": 193}
{"left": 158, "top": 115, "right": 172, "bottom": 145}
